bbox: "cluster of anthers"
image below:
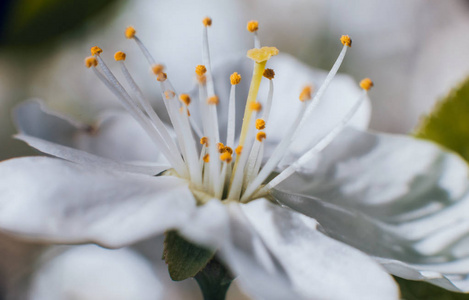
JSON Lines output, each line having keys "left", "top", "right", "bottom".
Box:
{"left": 84, "top": 18, "right": 373, "bottom": 203}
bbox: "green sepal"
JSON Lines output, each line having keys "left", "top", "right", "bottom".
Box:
{"left": 414, "top": 77, "right": 469, "bottom": 162}
{"left": 395, "top": 277, "right": 469, "bottom": 300}
{"left": 163, "top": 230, "right": 214, "bottom": 281}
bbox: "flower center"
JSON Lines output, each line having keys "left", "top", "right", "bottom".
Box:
{"left": 84, "top": 18, "right": 372, "bottom": 203}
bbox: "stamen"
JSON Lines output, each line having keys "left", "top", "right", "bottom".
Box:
{"left": 220, "top": 152, "right": 232, "bottom": 163}
{"left": 207, "top": 95, "right": 219, "bottom": 105}
{"left": 84, "top": 56, "right": 98, "bottom": 68}
{"left": 87, "top": 55, "right": 187, "bottom": 177}
{"left": 152, "top": 64, "right": 165, "bottom": 75}
{"left": 125, "top": 26, "right": 136, "bottom": 39}
{"left": 255, "top": 119, "right": 265, "bottom": 130}
{"left": 292, "top": 35, "right": 351, "bottom": 141}
{"left": 200, "top": 136, "right": 209, "bottom": 147}
{"left": 115, "top": 52, "right": 183, "bottom": 168}
{"left": 247, "top": 20, "right": 259, "bottom": 32}
{"left": 340, "top": 35, "right": 352, "bottom": 47}
{"left": 249, "top": 102, "right": 262, "bottom": 111}
{"left": 161, "top": 80, "right": 202, "bottom": 186}
{"left": 223, "top": 146, "right": 233, "bottom": 155}
{"left": 228, "top": 112, "right": 259, "bottom": 200}
{"left": 262, "top": 78, "right": 372, "bottom": 195}
{"left": 179, "top": 94, "right": 191, "bottom": 106}
{"left": 299, "top": 85, "right": 314, "bottom": 102}
{"left": 241, "top": 95, "right": 308, "bottom": 202}
{"left": 90, "top": 46, "right": 103, "bottom": 56}
{"left": 203, "top": 154, "right": 210, "bottom": 163}
{"left": 195, "top": 65, "right": 207, "bottom": 76}
{"left": 262, "top": 70, "right": 275, "bottom": 123}
{"left": 256, "top": 131, "right": 266, "bottom": 142}
{"left": 247, "top": 20, "right": 260, "bottom": 48}
{"left": 157, "top": 72, "right": 168, "bottom": 82}
{"left": 200, "top": 17, "right": 221, "bottom": 190}
{"left": 114, "top": 51, "right": 126, "bottom": 61}
{"left": 235, "top": 145, "right": 243, "bottom": 156}
{"left": 230, "top": 72, "right": 241, "bottom": 85}
{"left": 227, "top": 72, "right": 241, "bottom": 147}
{"left": 263, "top": 68, "right": 275, "bottom": 80}
{"left": 360, "top": 78, "right": 373, "bottom": 90}
{"left": 126, "top": 26, "right": 157, "bottom": 66}
{"left": 202, "top": 17, "right": 212, "bottom": 27}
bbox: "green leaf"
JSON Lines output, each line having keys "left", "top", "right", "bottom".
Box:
{"left": 163, "top": 230, "right": 214, "bottom": 281}
{"left": 395, "top": 277, "right": 469, "bottom": 300}
{"left": 414, "top": 77, "right": 469, "bottom": 161}
{"left": 0, "top": 0, "right": 120, "bottom": 46}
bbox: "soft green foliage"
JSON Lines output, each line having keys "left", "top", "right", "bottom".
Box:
{"left": 414, "top": 77, "right": 469, "bottom": 161}
{"left": 395, "top": 277, "right": 469, "bottom": 300}
{"left": 163, "top": 230, "right": 214, "bottom": 281}
{"left": 0, "top": 0, "right": 119, "bottom": 46}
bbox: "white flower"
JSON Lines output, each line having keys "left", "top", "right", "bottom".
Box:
{"left": 2, "top": 17, "right": 469, "bottom": 299}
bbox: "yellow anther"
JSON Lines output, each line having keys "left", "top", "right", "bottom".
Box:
{"left": 152, "top": 64, "right": 165, "bottom": 75}
{"left": 247, "top": 20, "right": 259, "bottom": 32}
{"left": 195, "top": 65, "right": 207, "bottom": 76}
{"left": 299, "top": 85, "right": 314, "bottom": 102}
{"left": 114, "top": 51, "right": 126, "bottom": 61}
{"left": 235, "top": 145, "right": 243, "bottom": 155}
{"left": 230, "top": 72, "right": 241, "bottom": 85}
{"left": 203, "top": 154, "right": 210, "bottom": 163}
{"left": 125, "top": 26, "right": 136, "bottom": 39}
{"left": 340, "top": 35, "right": 352, "bottom": 47}
{"left": 84, "top": 56, "right": 98, "bottom": 68}
{"left": 249, "top": 102, "right": 262, "bottom": 112}
{"left": 207, "top": 95, "right": 219, "bottom": 105}
{"left": 90, "top": 46, "right": 103, "bottom": 56}
{"left": 256, "top": 131, "right": 267, "bottom": 142}
{"left": 200, "top": 137, "right": 209, "bottom": 147}
{"left": 164, "top": 90, "right": 175, "bottom": 99}
{"left": 223, "top": 146, "right": 233, "bottom": 155}
{"left": 247, "top": 46, "right": 279, "bottom": 63}
{"left": 263, "top": 68, "right": 275, "bottom": 80}
{"left": 217, "top": 143, "right": 225, "bottom": 153}
{"left": 202, "top": 17, "right": 212, "bottom": 27}
{"left": 157, "top": 72, "right": 167, "bottom": 82}
{"left": 179, "top": 94, "right": 191, "bottom": 106}
{"left": 256, "top": 119, "right": 266, "bottom": 130}
{"left": 220, "top": 152, "right": 232, "bottom": 163}
{"left": 360, "top": 78, "right": 374, "bottom": 91}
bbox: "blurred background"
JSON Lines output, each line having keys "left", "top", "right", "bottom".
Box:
{"left": 1, "top": 0, "right": 469, "bottom": 299}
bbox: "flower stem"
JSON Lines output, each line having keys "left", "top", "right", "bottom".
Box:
{"left": 194, "top": 257, "right": 233, "bottom": 300}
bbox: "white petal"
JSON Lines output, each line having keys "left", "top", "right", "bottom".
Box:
{"left": 29, "top": 245, "right": 164, "bottom": 300}
{"left": 274, "top": 127, "right": 469, "bottom": 291}
{"left": 0, "top": 157, "right": 194, "bottom": 248}
{"left": 177, "top": 199, "right": 229, "bottom": 249}
{"left": 14, "top": 99, "right": 166, "bottom": 164}
{"left": 15, "top": 134, "right": 167, "bottom": 176}
{"left": 218, "top": 202, "right": 299, "bottom": 300}
{"left": 240, "top": 199, "right": 399, "bottom": 299}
